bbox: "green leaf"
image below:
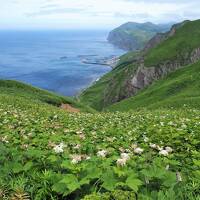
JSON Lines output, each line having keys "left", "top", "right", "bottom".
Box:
{"left": 48, "top": 155, "right": 58, "bottom": 163}
{"left": 23, "top": 161, "right": 33, "bottom": 171}
{"left": 12, "top": 162, "right": 23, "bottom": 173}
{"left": 162, "top": 172, "right": 177, "bottom": 188}
{"left": 61, "top": 160, "right": 74, "bottom": 170}
{"left": 126, "top": 175, "right": 142, "bottom": 192}
{"left": 59, "top": 174, "right": 80, "bottom": 192}
{"left": 101, "top": 169, "right": 117, "bottom": 191}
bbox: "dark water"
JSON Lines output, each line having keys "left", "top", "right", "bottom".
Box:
{"left": 0, "top": 30, "right": 125, "bottom": 96}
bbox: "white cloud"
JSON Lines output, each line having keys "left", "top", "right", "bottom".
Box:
{"left": 0, "top": 0, "right": 200, "bottom": 29}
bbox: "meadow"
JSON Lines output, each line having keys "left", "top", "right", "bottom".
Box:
{"left": 0, "top": 91, "right": 199, "bottom": 199}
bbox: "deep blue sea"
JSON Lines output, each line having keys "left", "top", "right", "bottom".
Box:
{"left": 0, "top": 30, "right": 125, "bottom": 96}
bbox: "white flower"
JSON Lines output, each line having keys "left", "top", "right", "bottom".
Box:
{"left": 71, "top": 155, "right": 82, "bottom": 164}
{"left": 117, "top": 158, "right": 127, "bottom": 167}
{"left": 157, "top": 145, "right": 163, "bottom": 151}
{"left": 74, "top": 144, "right": 81, "bottom": 150}
{"left": 120, "top": 153, "right": 130, "bottom": 160}
{"left": 132, "top": 144, "right": 138, "bottom": 149}
{"left": 150, "top": 143, "right": 157, "bottom": 149}
{"left": 53, "top": 142, "right": 66, "bottom": 154}
{"left": 165, "top": 146, "right": 173, "bottom": 153}
{"left": 53, "top": 145, "right": 64, "bottom": 154}
{"left": 166, "top": 165, "right": 170, "bottom": 170}
{"left": 97, "top": 150, "right": 108, "bottom": 158}
{"left": 143, "top": 136, "right": 149, "bottom": 143}
{"left": 176, "top": 172, "right": 182, "bottom": 182}
{"left": 86, "top": 156, "right": 91, "bottom": 160}
{"left": 134, "top": 147, "right": 144, "bottom": 154}
{"left": 1, "top": 136, "right": 9, "bottom": 143}
{"left": 159, "top": 149, "right": 169, "bottom": 156}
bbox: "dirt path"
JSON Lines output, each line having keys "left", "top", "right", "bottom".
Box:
{"left": 60, "top": 103, "right": 80, "bottom": 113}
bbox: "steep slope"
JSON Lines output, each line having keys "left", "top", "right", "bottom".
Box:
{"left": 0, "top": 85, "right": 199, "bottom": 199}
{"left": 80, "top": 20, "right": 200, "bottom": 111}
{"left": 107, "top": 22, "right": 170, "bottom": 51}
{"left": 0, "top": 80, "right": 94, "bottom": 113}
{"left": 107, "top": 60, "right": 200, "bottom": 111}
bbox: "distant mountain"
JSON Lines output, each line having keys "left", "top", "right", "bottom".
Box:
{"left": 107, "top": 22, "right": 171, "bottom": 51}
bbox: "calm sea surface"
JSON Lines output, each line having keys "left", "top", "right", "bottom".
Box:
{"left": 0, "top": 30, "right": 125, "bottom": 96}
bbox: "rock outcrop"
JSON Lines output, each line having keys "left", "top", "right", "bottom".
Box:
{"left": 129, "top": 47, "right": 200, "bottom": 96}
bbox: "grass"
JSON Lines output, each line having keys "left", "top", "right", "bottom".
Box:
{"left": 0, "top": 90, "right": 199, "bottom": 199}
{"left": 107, "top": 61, "right": 200, "bottom": 112}
{"left": 79, "top": 54, "right": 139, "bottom": 111}
{"left": 0, "top": 80, "right": 95, "bottom": 113}
{"left": 144, "top": 20, "right": 200, "bottom": 66}
{"left": 81, "top": 20, "right": 200, "bottom": 111}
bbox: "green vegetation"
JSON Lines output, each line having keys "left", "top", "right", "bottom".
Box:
{"left": 81, "top": 20, "right": 200, "bottom": 111}
{"left": 79, "top": 61, "right": 138, "bottom": 111}
{"left": 1, "top": 20, "right": 200, "bottom": 200}
{"left": 145, "top": 20, "right": 200, "bottom": 66}
{"left": 0, "top": 80, "right": 94, "bottom": 113}
{"left": 0, "top": 91, "right": 199, "bottom": 199}
{"left": 108, "top": 22, "right": 170, "bottom": 51}
{"left": 107, "top": 61, "right": 200, "bottom": 112}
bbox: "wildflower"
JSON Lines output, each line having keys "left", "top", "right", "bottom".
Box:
{"left": 143, "top": 136, "right": 149, "bottom": 143}
{"left": 117, "top": 158, "right": 127, "bottom": 167}
{"left": 97, "top": 150, "right": 108, "bottom": 158}
{"left": 150, "top": 143, "right": 157, "bottom": 149}
{"left": 159, "top": 149, "right": 169, "bottom": 156}
{"left": 134, "top": 147, "right": 144, "bottom": 154}
{"left": 119, "top": 147, "right": 125, "bottom": 152}
{"left": 131, "top": 144, "right": 138, "bottom": 149}
{"left": 121, "top": 153, "right": 130, "bottom": 160}
{"left": 74, "top": 144, "right": 81, "bottom": 150}
{"left": 71, "top": 155, "right": 82, "bottom": 164}
{"left": 176, "top": 171, "right": 182, "bottom": 182}
{"left": 86, "top": 156, "right": 91, "bottom": 160}
{"left": 165, "top": 165, "right": 170, "bottom": 170}
{"left": 165, "top": 146, "right": 173, "bottom": 153}
{"left": 1, "top": 136, "right": 9, "bottom": 143}
{"left": 79, "top": 134, "right": 85, "bottom": 140}
{"left": 53, "top": 142, "right": 66, "bottom": 154}
{"left": 157, "top": 145, "right": 163, "bottom": 151}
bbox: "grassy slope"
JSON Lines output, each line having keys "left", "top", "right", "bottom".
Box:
{"left": 145, "top": 20, "right": 200, "bottom": 66}
{"left": 0, "top": 80, "right": 95, "bottom": 113}
{"left": 107, "top": 61, "right": 200, "bottom": 112}
{"left": 79, "top": 51, "right": 141, "bottom": 111}
{"left": 0, "top": 87, "right": 199, "bottom": 199}
{"left": 80, "top": 20, "right": 200, "bottom": 110}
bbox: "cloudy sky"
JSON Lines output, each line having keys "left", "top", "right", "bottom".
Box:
{"left": 1, "top": 0, "right": 200, "bottom": 30}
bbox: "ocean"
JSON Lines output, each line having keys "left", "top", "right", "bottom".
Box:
{"left": 0, "top": 30, "right": 125, "bottom": 96}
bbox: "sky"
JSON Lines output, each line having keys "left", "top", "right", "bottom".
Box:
{"left": 1, "top": 0, "right": 200, "bottom": 30}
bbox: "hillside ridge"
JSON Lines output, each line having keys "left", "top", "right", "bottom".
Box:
{"left": 80, "top": 19, "right": 200, "bottom": 110}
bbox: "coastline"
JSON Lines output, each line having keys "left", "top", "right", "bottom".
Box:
{"left": 81, "top": 56, "right": 120, "bottom": 69}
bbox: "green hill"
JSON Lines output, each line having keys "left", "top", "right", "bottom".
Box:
{"left": 107, "top": 22, "right": 170, "bottom": 51}
{"left": 0, "top": 80, "right": 199, "bottom": 199}
{"left": 0, "top": 80, "right": 94, "bottom": 113}
{"left": 108, "top": 60, "right": 200, "bottom": 111}
{"left": 80, "top": 20, "right": 200, "bottom": 111}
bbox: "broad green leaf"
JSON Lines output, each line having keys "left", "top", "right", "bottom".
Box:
{"left": 101, "top": 169, "right": 117, "bottom": 191}
{"left": 59, "top": 174, "right": 80, "bottom": 192}
{"left": 23, "top": 161, "right": 33, "bottom": 171}
{"left": 126, "top": 175, "right": 142, "bottom": 192}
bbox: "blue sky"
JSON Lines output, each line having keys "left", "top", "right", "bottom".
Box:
{"left": 1, "top": 0, "right": 200, "bottom": 30}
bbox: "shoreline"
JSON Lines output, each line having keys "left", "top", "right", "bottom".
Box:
{"left": 81, "top": 56, "right": 120, "bottom": 69}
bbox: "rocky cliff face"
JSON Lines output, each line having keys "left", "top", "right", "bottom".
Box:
{"left": 129, "top": 47, "right": 200, "bottom": 96}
